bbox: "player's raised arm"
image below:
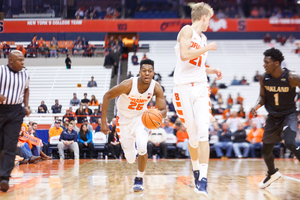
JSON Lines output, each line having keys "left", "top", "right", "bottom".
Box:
{"left": 101, "top": 79, "right": 132, "bottom": 134}
{"left": 154, "top": 83, "right": 167, "bottom": 118}
{"left": 179, "top": 25, "right": 217, "bottom": 62}
{"left": 251, "top": 74, "right": 266, "bottom": 116}
{"left": 288, "top": 72, "right": 300, "bottom": 88}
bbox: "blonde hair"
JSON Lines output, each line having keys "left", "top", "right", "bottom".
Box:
{"left": 191, "top": 2, "right": 214, "bottom": 22}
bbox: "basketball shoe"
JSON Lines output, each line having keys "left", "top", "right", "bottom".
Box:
{"left": 259, "top": 168, "right": 282, "bottom": 189}
{"left": 133, "top": 177, "right": 144, "bottom": 192}
{"left": 193, "top": 170, "right": 200, "bottom": 186}
{"left": 194, "top": 177, "right": 208, "bottom": 196}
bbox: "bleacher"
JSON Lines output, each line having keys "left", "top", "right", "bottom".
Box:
{"left": 24, "top": 65, "right": 112, "bottom": 124}
{"left": 128, "top": 40, "right": 300, "bottom": 117}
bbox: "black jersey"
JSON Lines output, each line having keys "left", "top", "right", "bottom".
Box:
{"left": 263, "top": 68, "right": 296, "bottom": 117}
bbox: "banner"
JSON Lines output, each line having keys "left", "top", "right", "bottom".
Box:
{"left": 22, "top": 133, "right": 42, "bottom": 146}
{"left": 1, "top": 19, "right": 299, "bottom": 34}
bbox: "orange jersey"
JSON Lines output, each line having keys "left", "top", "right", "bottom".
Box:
{"left": 247, "top": 128, "right": 263, "bottom": 143}
{"left": 176, "top": 130, "right": 189, "bottom": 144}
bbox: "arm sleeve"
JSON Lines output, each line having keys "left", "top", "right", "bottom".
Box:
{"left": 78, "top": 133, "right": 84, "bottom": 143}
{"left": 86, "top": 131, "right": 93, "bottom": 144}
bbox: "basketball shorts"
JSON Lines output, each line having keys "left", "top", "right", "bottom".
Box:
{"left": 173, "top": 82, "right": 211, "bottom": 145}
{"left": 263, "top": 112, "right": 298, "bottom": 144}
{"left": 116, "top": 113, "right": 150, "bottom": 157}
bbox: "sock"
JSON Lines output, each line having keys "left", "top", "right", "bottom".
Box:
{"left": 137, "top": 170, "right": 145, "bottom": 178}
{"left": 199, "top": 163, "right": 208, "bottom": 180}
{"left": 191, "top": 159, "right": 199, "bottom": 171}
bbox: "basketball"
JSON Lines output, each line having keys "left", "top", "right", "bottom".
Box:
{"left": 141, "top": 109, "right": 163, "bottom": 129}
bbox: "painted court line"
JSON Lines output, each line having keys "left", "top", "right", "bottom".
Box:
{"left": 282, "top": 175, "right": 300, "bottom": 182}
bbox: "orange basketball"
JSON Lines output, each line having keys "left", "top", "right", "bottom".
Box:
{"left": 141, "top": 109, "right": 163, "bottom": 129}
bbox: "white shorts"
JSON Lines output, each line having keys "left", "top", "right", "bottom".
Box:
{"left": 116, "top": 113, "right": 150, "bottom": 157}
{"left": 173, "top": 82, "right": 211, "bottom": 144}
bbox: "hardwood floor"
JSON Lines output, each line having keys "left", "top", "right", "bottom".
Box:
{"left": 1, "top": 158, "right": 299, "bottom": 200}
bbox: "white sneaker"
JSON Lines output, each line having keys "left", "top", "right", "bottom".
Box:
{"left": 259, "top": 169, "right": 282, "bottom": 189}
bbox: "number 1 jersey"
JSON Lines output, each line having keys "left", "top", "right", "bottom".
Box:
{"left": 117, "top": 77, "right": 156, "bottom": 119}
{"left": 174, "top": 28, "right": 208, "bottom": 85}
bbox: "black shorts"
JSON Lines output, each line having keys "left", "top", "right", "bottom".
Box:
{"left": 263, "top": 112, "right": 298, "bottom": 144}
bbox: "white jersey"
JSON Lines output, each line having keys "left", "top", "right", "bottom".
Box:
{"left": 174, "top": 28, "right": 208, "bottom": 85}
{"left": 117, "top": 77, "right": 156, "bottom": 120}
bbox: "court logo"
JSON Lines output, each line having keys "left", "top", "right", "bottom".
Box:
{"left": 237, "top": 20, "right": 246, "bottom": 32}
{"left": 209, "top": 19, "right": 227, "bottom": 32}
{"left": 0, "top": 21, "right": 3, "bottom": 33}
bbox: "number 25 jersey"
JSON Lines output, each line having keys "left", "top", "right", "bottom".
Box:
{"left": 174, "top": 28, "right": 208, "bottom": 85}
{"left": 117, "top": 77, "right": 156, "bottom": 119}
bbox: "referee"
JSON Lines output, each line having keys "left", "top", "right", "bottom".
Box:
{"left": 0, "top": 50, "right": 31, "bottom": 192}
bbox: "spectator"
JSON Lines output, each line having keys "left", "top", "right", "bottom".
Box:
{"left": 227, "top": 94, "right": 233, "bottom": 108}
{"left": 91, "top": 109, "right": 101, "bottom": 124}
{"left": 83, "top": 118, "right": 93, "bottom": 132}
{"left": 32, "top": 34, "right": 37, "bottom": 47}
{"left": 89, "top": 95, "right": 99, "bottom": 106}
{"left": 37, "top": 37, "right": 44, "bottom": 51}
{"left": 47, "top": 6, "right": 55, "bottom": 15}
{"left": 70, "top": 93, "right": 80, "bottom": 106}
{"left": 84, "top": 44, "right": 94, "bottom": 57}
{"left": 131, "top": 52, "right": 139, "bottom": 65}
{"left": 98, "top": 103, "right": 103, "bottom": 117}
{"left": 111, "top": 46, "right": 121, "bottom": 78}
{"left": 253, "top": 71, "right": 260, "bottom": 82}
{"left": 236, "top": 93, "right": 244, "bottom": 105}
{"left": 288, "top": 35, "right": 295, "bottom": 44}
{"left": 48, "top": 120, "right": 63, "bottom": 142}
{"left": 247, "top": 122, "right": 263, "bottom": 158}
{"left": 51, "top": 99, "right": 62, "bottom": 113}
{"left": 107, "top": 126, "right": 121, "bottom": 159}
{"left": 217, "top": 94, "right": 224, "bottom": 105}
{"left": 58, "top": 124, "right": 79, "bottom": 160}
{"left": 62, "top": 118, "right": 70, "bottom": 131}
{"left": 250, "top": 6, "right": 259, "bottom": 18}
{"left": 70, "top": 121, "right": 79, "bottom": 133}
{"left": 132, "top": 36, "right": 138, "bottom": 52}
{"left": 104, "top": 50, "right": 115, "bottom": 68}
{"left": 258, "top": 6, "right": 266, "bottom": 18}
{"left": 211, "top": 104, "right": 217, "bottom": 114}
{"left": 84, "top": 105, "right": 93, "bottom": 116}
{"left": 95, "top": 118, "right": 101, "bottom": 132}
{"left": 280, "top": 36, "right": 287, "bottom": 46}
{"left": 73, "top": 36, "right": 82, "bottom": 55}
{"left": 81, "top": 37, "right": 88, "bottom": 49}
{"left": 87, "top": 76, "right": 97, "bottom": 87}
{"left": 147, "top": 125, "right": 167, "bottom": 158}
{"left": 127, "top": 71, "right": 134, "bottom": 79}
{"left": 210, "top": 82, "right": 218, "bottom": 101}
{"left": 176, "top": 124, "right": 189, "bottom": 157}
{"left": 213, "top": 123, "right": 233, "bottom": 158}
{"left": 240, "top": 76, "right": 249, "bottom": 85}
{"left": 163, "top": 118, "right": 174, "bottom": 135}
{"left": 63, "top": 109, "right": 75, "bottom": 122}
{"left": 76, "top": 105, "right": 86, "bottom": 123}
{"left": 251, "top": 115, "right": 265, "bottom": 129}
{"left": 232, "top": 123, "right": 250, "bottom": 158}
{"left": 2, "top": 42, "right": 11, "bottom": 58}
{"left": 142, "top": 53, "right": 148, "bottom": 60}
{"left": 78, "top": 124, "right": 94, "bottom": 158}
{"left": 263, "top": 33, "right": 272, "bottom": 43}
{"left": 238, "top": 106, "right": 246, "bottom": 118}
{"left": 39, "top": 42, "right": 50, "bottom": 57}
{"left": 276, "top": 34, "right": 281, "bottom": 43}
{"left": 216, "top": 9, "right": 226, "bottom": 18}
{"left": 209, "top": 121, "right": 220, "bottom": 137}
{"left": 50, "top": 37, "right": 58, "bottom": 58}
{"left": 226, "top": 111, "right": 242, "bottom": 133}
{"left": 17, "top": 131, "right": 41, "bottom": 163}
{"left": 65, "top": 54, "right": 72, "bottom": 69}
{"left": 231, "top": 76, "right": 240, "bottom": 85}
{"left": 81, "top": 93, "right": 90, "bottom": 105}
{"left": 38, "top": 101, "right": 48, "bottom": 113}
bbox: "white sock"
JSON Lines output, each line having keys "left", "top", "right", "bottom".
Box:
{"left": 191, "top": 159, "right": 199, "bottom": 171}
{"left": 137, "top": 170, "right": 145, "bottom": 178}
{"left": 199, "top": 163, "right": 208, "bottom": 180}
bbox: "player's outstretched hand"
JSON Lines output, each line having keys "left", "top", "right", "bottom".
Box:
{"left": 101, "top": 124, "right": 109, "bottom": 135}
{"left": 215, "top": 69, "right": 223, "bottom": 80}
{"left": 208, "top": 42, "right": 217, "bottom": 51}
{"left": 0, "top": 95, "right": 7, "bottom": 103}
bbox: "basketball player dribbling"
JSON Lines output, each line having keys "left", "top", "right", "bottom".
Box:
{"left": 101, "top": 59, "right": 166, "bottom": 192}
{"left": 251, "top": 48, "right": 300, "bottom": 189}
{"left": 172, "top": 2, "right": 222, "bottom": 196}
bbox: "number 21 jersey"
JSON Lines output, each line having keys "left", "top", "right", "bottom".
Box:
{"left": 117, "top": 77, "right": 156, "bottom": 119}
{"left": 174, "top": 28, "right": 208, "bottom": 85}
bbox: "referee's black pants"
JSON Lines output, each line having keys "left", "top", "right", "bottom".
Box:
{"left": 0, "top": 104, "right": 26, "bottom": 179}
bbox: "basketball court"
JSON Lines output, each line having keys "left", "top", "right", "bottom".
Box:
{"left": 0, "top": 158, "right": 299, "bottom": 200}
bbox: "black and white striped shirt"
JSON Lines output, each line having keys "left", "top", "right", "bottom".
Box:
{"left": 0, "top": 65, "right": 30, "bottom": 105}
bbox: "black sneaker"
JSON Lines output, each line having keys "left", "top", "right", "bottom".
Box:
{"left": 193, "top": 170, "right": 200, "bottom": 186}
{"left": 259, "top": 168, "right": 282, "bottom": 189}
{"left": 133, "top": 177, "right": 143, "bottom": 192}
